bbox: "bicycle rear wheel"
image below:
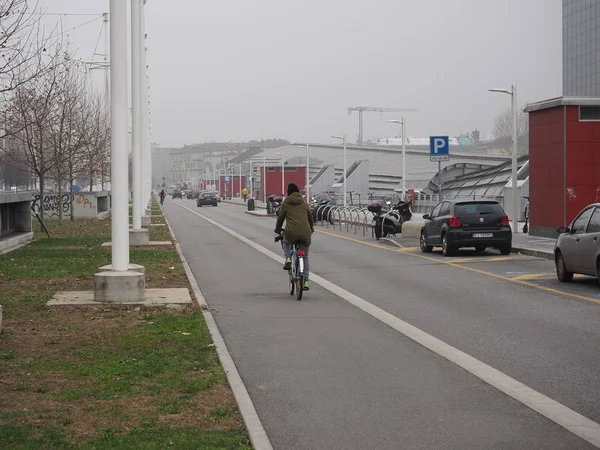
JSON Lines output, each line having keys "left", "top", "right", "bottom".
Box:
{"left": 296, "top": 257, "right": 304, "bottom": 300}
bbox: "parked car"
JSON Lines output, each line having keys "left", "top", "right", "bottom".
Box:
{"left": 420, "top": 200, "right": 512, "bottom": 256}
{"left": 555, "top": 203, "right": 600, "bottom": 283}
{"left": 172, "top": 189, "right": 183, "bottom": 199}
{"left": 197, "top": 191, "right": 218, "bottom": 207}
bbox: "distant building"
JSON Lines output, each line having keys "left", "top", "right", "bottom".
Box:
{"left": 563, "top": 0, "right": 600, "bottom": 96}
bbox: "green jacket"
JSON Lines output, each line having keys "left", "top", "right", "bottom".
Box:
{"left": 275, "top": 193, "right": 314, "bottom": 246}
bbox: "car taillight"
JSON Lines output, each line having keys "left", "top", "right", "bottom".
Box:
{"left": 501, "top": 215, "right": 510, "bottom": 226}
{"left": 200, "top": 197, "right": 204, "bottom": 200}
{"left": 449, "top": 216, "right": 462, "bottom": 227}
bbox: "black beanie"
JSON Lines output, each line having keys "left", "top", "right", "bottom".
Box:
{"left": 287, "top": 183, "right": 300, "bottom": 196}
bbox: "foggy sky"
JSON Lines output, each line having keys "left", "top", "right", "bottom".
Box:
{"left": 41, "top": 0, "right": 562, "bottom": 147}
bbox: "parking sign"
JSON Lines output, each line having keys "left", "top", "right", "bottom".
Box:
{"left": 430, "top": 136, "right": 450, "bottom": 162}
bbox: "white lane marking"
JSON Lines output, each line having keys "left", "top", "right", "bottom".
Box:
{"left": 173, "top": 200, "right": 600, "bottom": 448}
{"left": 162, "top": 201, "right": 274, "bottom": 450}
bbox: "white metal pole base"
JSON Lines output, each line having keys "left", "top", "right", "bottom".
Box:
{"left": 98, "top": 263, "right": 146, "bottom": 275}
{"left": 94, "top": 270, "right": 145, "bottom": 303}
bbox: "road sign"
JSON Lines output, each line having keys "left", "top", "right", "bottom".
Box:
{"left": 225, "top": 176, "right": 230, "bottom": 184}
{"left": 430, "top": 136, "right": 450, "bottom": 162}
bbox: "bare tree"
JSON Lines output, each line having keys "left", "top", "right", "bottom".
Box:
{"left": 80, "top": 93, "right": 110, "bottom": 193}
{"left": 1, "top": 39, "right": 65, "bottom": 222}
{"left": 493, "top": 109, "right": 529, "bottom": 155}
{"left": 0, "top": 1, "right": 55, "bottom": 102}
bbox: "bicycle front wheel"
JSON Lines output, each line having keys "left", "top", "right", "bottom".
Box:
{"left": 289, "top": 265, "right": 295, "bottom": 295}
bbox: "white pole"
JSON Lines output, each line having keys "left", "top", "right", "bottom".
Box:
{"left": 110, "top": 0, "right": 129, "bottom": 271}
{"left": 343, "top": 135, "right": 347, "bottom": 207}
{"left": 306, "top": 144, "right": 310, "bottom": 200}
{"left": 141, "top": 3, "right": 150, "bottom": 205}
{"left": 401, "top": 117, "right": 406, "bottom": 200}
{"left": 281, "top": 153, "right": 285, "bottom": 196}
{"left": 103, "top": 13, "right": 110, "bottom": 114}
{"left": 263, "top": 156, "right": 266, "bottom": 203}
{"left": 512, "top": 85, "right": 519, "bottom": 234}
{"left": 131, "top": 0, "right": 142, "bottom": 230}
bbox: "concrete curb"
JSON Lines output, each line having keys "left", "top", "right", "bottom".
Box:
{"left": 512, "top": 246, "right": 553, "bottom": 260}
{"left": 161, "top": 201, "right": 274, "bottom": 450}
{"left": 222, "top": 199, "right": 266, "bottom": 210}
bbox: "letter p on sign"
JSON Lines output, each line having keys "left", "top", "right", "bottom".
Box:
{"left": 429, "top": 136, "right": 449, "bottom": 162}
{"left": 433, "top": 138, "right": 445, "bottom": 153}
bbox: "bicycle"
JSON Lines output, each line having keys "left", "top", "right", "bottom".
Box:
{"left": 275, "top": 230, "right": 306, "bottom": 300}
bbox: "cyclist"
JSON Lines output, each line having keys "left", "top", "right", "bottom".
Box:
{"left": 274, "top": 183, "right": 314, "bottom": 290}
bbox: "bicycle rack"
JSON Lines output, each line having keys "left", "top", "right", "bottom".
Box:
{"left": 356, "top": 208, "right": 370, "bottom": 235}
{"left": 363, "top": 211, "right": 372, "bottom": 237}
{"left": 328, "top": 206, "right": 340, "bottom": 229}
{"left": 347, "top": 207, "right": 361, "bottom": 233}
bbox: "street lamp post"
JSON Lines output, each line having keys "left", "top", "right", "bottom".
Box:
{"left": 489, "top": 85, "right": 519, "bottom": 234}
{"left": 274, "top": 151, "right": 284, "bottom": 196}
{"left": 386, "top": 118, "right": 406, "bottom": 199}
{"left": 305, "top": 144, "right": 309, "bottom": 200}
{"left": 131, "top": 0, "right": 142, "bottom": 231}
{"left": 109, "top": 0, "right": 129, "bottom": 270}
{"left": 263, "top": 155, "right": 266, "bottom": 203}
{"left": 331, "top": 135, "right": 347, "bottom": 207}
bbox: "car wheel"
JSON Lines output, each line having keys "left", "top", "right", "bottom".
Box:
{"left": 420, "top": 231, "right": 433, "bottom": 253}
{"left": 197, "top": 204, "right": 202, "bottom": 207}
{"left": 555, "top": 250, "right": 573, "bottom": 282}
{"left": 475, "top": 245, "right": 486, "bottom": 252}
{"left": 441, "top": 233, "right": 454, "bottom": 257}
{"left": 499, "top": 244, "right": 511, "bottom": 255}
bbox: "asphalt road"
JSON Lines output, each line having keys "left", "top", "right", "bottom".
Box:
{"left": 163, "top": 199, "right": 600, "bottom": 450}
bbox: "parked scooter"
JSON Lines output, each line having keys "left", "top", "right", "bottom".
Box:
{"left": 309, "top": 196, "right": 335, "bottom": 225}
{"left": 269, "top": 195, "right": 283, "bottom": 216}
{"left": 368, "top": 199, "right": 413, "bottom": 240}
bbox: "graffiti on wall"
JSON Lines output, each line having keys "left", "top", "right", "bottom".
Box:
{"left": 76, "top": 194, "right": 96, "bottom": 209}
{"left": 567, "top": 187, "right": 577, "bottom": 201}
{"left": 31, "top": 193, "right": 73, "bottom": 217}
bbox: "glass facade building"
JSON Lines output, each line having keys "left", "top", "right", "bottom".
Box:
{"left": 563, "top": 0, "right": 600, "bottom": 96}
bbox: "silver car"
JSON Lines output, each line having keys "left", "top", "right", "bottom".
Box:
{"left": 555, "top": 203, "right": 600, "bottom": 283}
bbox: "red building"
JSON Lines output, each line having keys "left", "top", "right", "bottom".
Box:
{"left": 262, "top": 166, "right": 306, "bottom": 198}
{"left": 525, "top": 97, "right": 600, "bottom": 237}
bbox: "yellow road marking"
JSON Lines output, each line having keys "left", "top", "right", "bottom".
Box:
{"left": 258, "top": 216, "right": 600, "bottom": 305}
{"left": 315, "top": 228, "right": 399, "bottom": 252}
{"left": 512, "top": 273, "right": 546, "bottom": 281}
{"left": 483, "top": 257, "right": 514, "bottom": 262}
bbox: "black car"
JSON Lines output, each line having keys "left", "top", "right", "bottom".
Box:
{"left": 420, "top": 200, "right": 512, "bottom": 256}
{"left": 197, "top": 191, "right": 218, "bottom": 207}
{"left": 186, "top": 190, "right": 195, "bottom": 199}
{"left": 172, "top": 189, "right": 183, "bottom": 199}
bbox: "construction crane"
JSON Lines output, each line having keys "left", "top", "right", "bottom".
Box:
{"left": 347, "top": 106, "right": 418, "bottom": 146}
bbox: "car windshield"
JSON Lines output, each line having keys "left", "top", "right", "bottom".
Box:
{"left": 454, "top": 202, "right": 504, "bottom": 215}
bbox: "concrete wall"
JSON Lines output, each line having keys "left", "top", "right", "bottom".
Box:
{"left": 0, "top": 192, "right": 33, "bottom": 236}
{"left": 31, "top": 191, "right": 111, "bottom": 220}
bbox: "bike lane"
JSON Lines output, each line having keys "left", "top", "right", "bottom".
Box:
{"left": 162, "top": 200, "right": 592, "bottom": 450}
